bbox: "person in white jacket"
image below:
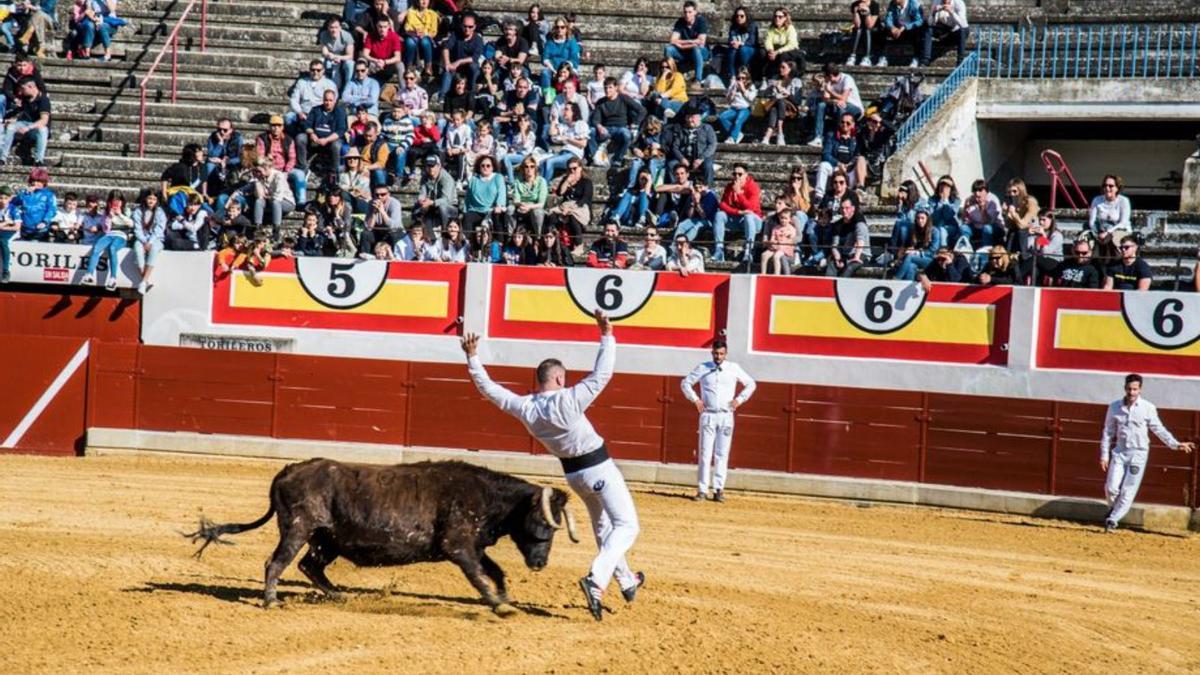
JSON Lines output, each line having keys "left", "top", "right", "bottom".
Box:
{"left": 680, "top": 340, "right": 756, "bottom": 502}
{"left": 922, "top": 0, "right": 969, "bottom": 65}
{"left": 463, "top": 310, "right": 644, "bottom": 621}
{"left": 1100, "top": 374, "right": 1194, "bottom": 532}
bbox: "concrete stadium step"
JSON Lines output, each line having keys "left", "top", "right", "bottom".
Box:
{"left": 110, "top": 72, "right": 262, "bottom": 96}
{"left": 132, "top": 17, "right": 305, "bottom": 45}
{"left": 95, "top": 99, "right": 254, "bottom": 123}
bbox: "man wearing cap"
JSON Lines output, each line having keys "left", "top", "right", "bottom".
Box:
{"left": 412, "top": 155, "right": 458, "bottom": 231}
{"left": 681, "top": 340, "right": 756, "bottom": 502}
{"left": 300, "top": 89, "right": 347, "bottom": 178}
{"left": 256, "top": 116, "right": 308, "bottom": 208}
{"left": 0, "top": 77, "right": 50, "bottom": 166}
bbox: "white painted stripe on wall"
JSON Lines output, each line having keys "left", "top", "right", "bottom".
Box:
{"left": 1, "top": 341, "right": 90, "bottom": 448}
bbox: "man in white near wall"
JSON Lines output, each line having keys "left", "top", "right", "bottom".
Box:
{"left": 1100, "top": 373, "right": 1194, "bottom": 532}
{"left": 681, "top": 340, "right": 756, "bottom": 503}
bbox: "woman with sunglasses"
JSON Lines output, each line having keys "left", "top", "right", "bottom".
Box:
{"left": 976, "top": 245, "right": 1019, "bottom": 286}
{"left": 762, "top": 7, "right": 801, "bottom": 79}
{"left": 462, "top": 154, "right": 508, "bottom": 238}
{"left": 1088, "top": 173, "right": 1131, "bottom": 258}
{"left": 650, "top": 57, "right": 689, "bottom": 120}
{"left": 928, "top": 174, "right": 961, "bottom": 247}
{"left": 540, "top": 17, "right": 580, "bottom": 90}
{"left": 717, "top": 67, "right": 757, "bottom": 145}
{"left": 509, "top": 155, "right": 547, "bottom": 234}
{"left": 545, "top": 157, "right": 592, "bottom": 250}
{"left": 723, "top": 6, "right": 758, "bottom": 86}
{"left": 1002, "top": 177, "right": 1039, "bottom": 253}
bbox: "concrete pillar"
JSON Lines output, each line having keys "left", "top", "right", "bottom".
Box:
{"left": 1180, "top": 151, "right": 1200, "bottom": 214}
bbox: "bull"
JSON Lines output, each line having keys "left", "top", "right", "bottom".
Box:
{"left": 185, "top": 459, "right": 579, "bottom": 615}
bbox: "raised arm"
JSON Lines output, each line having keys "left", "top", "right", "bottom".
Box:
{"left": 570, "top": 311, "right": 616, "bottom": 410}
{"left": 462, "top": 333, "right": 523, "bottom": 416}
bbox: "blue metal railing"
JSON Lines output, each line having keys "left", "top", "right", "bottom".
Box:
{"left": 893, "top": 51, "right": 979, "bottom": 151}
{"left": 977, "top": 23, "right": 1200, "bottom": 79}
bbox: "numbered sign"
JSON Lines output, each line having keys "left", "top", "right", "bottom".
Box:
{"left": 563, "top": 268, "right": 658, "bottom": 321}
{"left": 295, "top": 257, "right": 390, "bottom": 310}
{"left": 833, "top": 279, "right": 927, "bottom": 334}
{"left": 1120, "top": 292, "right": 1200, "bottom": 350}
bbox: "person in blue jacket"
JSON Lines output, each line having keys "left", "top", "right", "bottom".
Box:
{"left": 879, "top": 0, "right": 926, "bottom": 68}
{"left": 13, "top": 166, "right": 55, "bottom": 241}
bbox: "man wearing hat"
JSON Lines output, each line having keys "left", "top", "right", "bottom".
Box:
{"left": 255, "top": 116, "right": 308, "bottom": 207}
{"left": 412, "top": 155, "right": 458, "bottom": 231}
{"left": 339, "top": 146, "right": 372, "bottom": 213}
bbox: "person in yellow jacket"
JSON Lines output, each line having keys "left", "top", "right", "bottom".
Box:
{"left": 762, "top": 7, "right": 802, "bottom": 78}
{"left": 651, "top": 57, "right": 689, "bottom": 119}
{"left": 402, "top": 0, "right": 440, "bottom": 77}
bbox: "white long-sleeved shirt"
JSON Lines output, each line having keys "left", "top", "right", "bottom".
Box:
{"left": 681, "top": 360, "right": 756, "bottom": 413}
{"left": 1100, "top": 396, "right": 1180, "bottom": 461}
{"left": 467, "top": 335, "right": 616, "bottom": 459}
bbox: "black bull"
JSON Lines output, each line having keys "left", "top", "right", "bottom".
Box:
{"left": 185, "top": 459, "right": 580, "bottom": 615}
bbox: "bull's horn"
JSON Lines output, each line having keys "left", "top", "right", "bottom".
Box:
{"left": 564, "top": 506, "right": 580, "bottom": 544}
{"left": 540, "top": 487, "right": 563, "bottom": 529}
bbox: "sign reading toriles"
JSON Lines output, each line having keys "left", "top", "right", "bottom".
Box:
{"left": 752, "top": 276, "right": 1012, "bottom": 365}
{"left": 1037, "top": 289, "right": 1200, "bottom": 376}
{"left": 487, "top": 266, "right": 728, "bottom": 348}
{"left": 211, "top": 257, "right": 465, "bottom": 335}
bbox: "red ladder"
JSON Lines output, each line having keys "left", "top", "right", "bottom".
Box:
{"left": 1040, "top": 149, "right": 1088, "bottom": 210}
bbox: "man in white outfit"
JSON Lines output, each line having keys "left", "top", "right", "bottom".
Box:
{"left": 1100, "top": 373, "right": 1194, "bottom": 532}
{"left": 462, "top": 310, "right": 643, "bottom": 621}
{"left": 681, "top": 340, "right": 756, "bottom": 503}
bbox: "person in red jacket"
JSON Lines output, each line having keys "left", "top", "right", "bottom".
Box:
{"left": 587, "top": 220, "right": 629, "bottom": 268}
{"left": 712, "top": 163, "right": 762, "bottom": 263}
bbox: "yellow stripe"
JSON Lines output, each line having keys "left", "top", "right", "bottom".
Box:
{"left": 1056, "top": 311, "right": 1200, "bottom": 356}
{"left": 231, "top": 274, "right": 449, "bottom": 317}
{"left": 506, "top": 286, "right": 713, "bottom": 330}
{"left": 770, "top": 297, "right": 994, "bottom": 345}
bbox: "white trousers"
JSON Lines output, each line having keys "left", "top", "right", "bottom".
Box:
{"left": 565, "top": 458, "right": 640, "bottom": 593}
{"left": 697, "top": 411, "right": 734, "bottom": 492}
{"left": 1105, "top": 448, "right": 1148, "bottom": 524}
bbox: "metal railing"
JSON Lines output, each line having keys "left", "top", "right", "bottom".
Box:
{"left": 138, "top": 0, "right": 208, "bottom": 157}
{"left": 976, "top": 23, "right": 1200, "bottom": 79}
{"left": 893, "top": 51, "right": 979, "bottom": 152}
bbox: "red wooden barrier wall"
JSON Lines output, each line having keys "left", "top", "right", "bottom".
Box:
{"left": 0, "top": 334, "right": 89, "bottom": 456}
{"left": 0, "top": 290, "right": 139, "bottom": 343}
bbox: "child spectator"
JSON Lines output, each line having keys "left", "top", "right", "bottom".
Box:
{"left": 50, "top": 191, "right": 82, "bottom": 243}
{"left": 295, "top": 212, "right": 328, "bottom": 256}
{"left": 214, "top": 234, "right": 249, "bottom": 282}
{"left": 132, "top": 190, "right": 166, "bottom": 294}
{"left": 381, "top": 101, "right": 416, "bottom": 183}
{"left": 275, "top": 236, "right": 298, "bottom": 259}
{"left": 502, "top": 227, "right": 537, "bottom": 265}
{"left": 0, "top": 185, "right": 17, "bottom": 283}
{"left": 761, "top": 208, "right": 795, "bottom": 275}
{"left": 166, "top": 192, "right": 209, "bottom": 251}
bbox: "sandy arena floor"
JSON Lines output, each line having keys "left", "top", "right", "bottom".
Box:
{"left": 0, "top": 453, "right": 1198, "bottom": 674}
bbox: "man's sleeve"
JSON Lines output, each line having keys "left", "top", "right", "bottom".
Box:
{"left": 680, "top": 364, "right": 703, "bottom": 402}
{"left": 1099, "top": 403, "right": 1116, "bottom": 461}
{"left": 733, "top": 364, "right": 757, "bottom": 405}
{"left": 571, "top": 335, "right": 616, "bottom": 410}
{"left": 467, "top": 355, "right": 523, "bottom": 416}
{"left": 1146, "top": 403, "right": 1181, "bottom": 450}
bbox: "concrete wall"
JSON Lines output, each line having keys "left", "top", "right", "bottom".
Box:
{"left": 883, "top": 79, "right": 983, "bottom": 198}
{"left": 976, "top": 79, "right": 1200, "bottom": 120}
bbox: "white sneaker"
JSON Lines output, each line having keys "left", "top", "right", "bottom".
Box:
{"left": 760, "top": 134, "right": 771, "bottom": 145}
{"left": 910, "top": 58, "right": 920, "bottom": 68}
{"left": 775, "top": 134, "right": 786, "bottom": 147}
{"left": 104, "top": 276, "right": 118, "bottom": 291}
{"left": 877, "top": 56, "right": 888, "bottom": 67}
{"left": 845, "top": 55, "right": 856, "bottom": 66}
{"left": 81, "top": 273, "right": 96, "bottom": 285}
{"left": 137, "top": 281, "right": 147, "bottom": 295}
{"left": 807, "top": 137, "right": 822, "bottom": 148}
{"left": 730, "top": 132, "right": 743, "bottom": 144}
{"left": 860, "top": 56, "right": 872, "bottom": 67}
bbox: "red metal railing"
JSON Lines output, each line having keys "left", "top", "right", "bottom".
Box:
{"left": 1040, "top": 149, "right": 1088, "bottom": 211}
{"left": 138, "top": 0, "right": 208, "bottom": 157}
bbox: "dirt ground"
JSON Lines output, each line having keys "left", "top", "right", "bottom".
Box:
{"left": 0, "top": 453, "right": 1198, "bottom": 674}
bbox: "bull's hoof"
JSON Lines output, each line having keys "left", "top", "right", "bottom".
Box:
{"left": 493, "top": 603, "right": 519, "bottom": 617}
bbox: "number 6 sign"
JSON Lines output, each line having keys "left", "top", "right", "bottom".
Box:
{"left": 564, "top": 268, "right": 658, "bottom": 321}
{"left": 834, "top": 279, "right": 928, "bottom": 334}
{"left": 1120, "top": 292, "right": 1200, "bottom": 350}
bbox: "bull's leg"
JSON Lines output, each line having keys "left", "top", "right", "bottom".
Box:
{"left": 263, "top": 528, "right": 308, "bottom": 608}
{"left": 450, "top": 551, "right": 517, "bottom": 617}
{"left": 479, "top": 553, "right": 509, "bottom": 604}
{"left": 298, "top": 533, "right": 343, "bottom": 601}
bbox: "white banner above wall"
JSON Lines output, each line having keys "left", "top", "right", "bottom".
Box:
{"left": 6, "top": 241, "right": 142, "bottom": 289}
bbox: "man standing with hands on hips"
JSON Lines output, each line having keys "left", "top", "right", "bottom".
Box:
{"left": 681, "top": 340, "right": 756, "bottom": 503}
{"left": 1100, "top": 373, "right": 1194, "bottom": 532}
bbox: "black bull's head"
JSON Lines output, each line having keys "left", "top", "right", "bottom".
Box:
{"left": 511, "top": 487, "right": 580, "bottom": 570}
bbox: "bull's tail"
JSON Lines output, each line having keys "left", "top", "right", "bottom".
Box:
{"left": 182, "top": 504, "right": 275, "bottom": 560}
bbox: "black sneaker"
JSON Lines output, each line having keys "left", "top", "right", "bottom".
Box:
{"left": 713, "top": 490, "right": 725, "bottom": 503}
{"left": 578, "top": 575, "right": 603, "bottom": 621}
{"left": 621, "top": 571, "right": 645, "bottom": 603}
{"left": 1104, "top": 519, "right": 1117, "bottom": 533}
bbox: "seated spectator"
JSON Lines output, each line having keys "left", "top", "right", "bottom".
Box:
{"left": 541, "top": 102, "right": 588, "bottom": 181}
{"left": 160, "top": 144, "right": 208, "bottom": 216}
{"left": 1003, "top": 178, "right": 1039, "bottom": 253}
{"left": 438, "top": 16, "right": 483, "bottom": 101}
{"left": 363, "top": 17, "right": 403, "bottom": 87}
{"left": 494, "top": 77, "right": 540, "bottom": 139}
{"left": 923, "top": 0, "right": 969, "bottom": 66}
{"left": 5, "top": 0, "right": 54, "bottom": 57}
{"left": 1017, "top": 208, "right": 1064, "bottom": 283}
{"left": 50, "top": 190, "right": 82, "bottom": 243}
{"left": 633, "top": 226, "right": 668, "bottom": 270}
{"left": 339, "top": 148, "right": 372, "bottom": 212}
{"left": 887, "top": 179, "right": 921, "bottom": 260}
{"left": 585, "top": 64, "right": 607, "bottom": 105}
{"left": 664, "top": 110, "right": 716, "bottom": 186}
{"left": 248, "top": 158, "right": 296, "bottom": 239}
{"left": 396, "top": 70, "right": 430, "bottom": 117}
{"left": 509, "top": 155, "right": 547, "bottom": 235}
{"left": 312, "top": 189, "right": 355, "bottom": 254}
{"left": 0, "top": 55, "right": 44, "bottom": 118}
{"left": 1042, "top": 238, "right": 1101, "bottom": 289}
{"left": 847, "top": 0, "right": 881, "bottom": 66}
{"left": 619, "top": 58, "right": 654, "bottom": 102}
{"left": 214, "top": 234, "right": 250, "bottom": 282}
{"left": 467, "top": 225, "right": 501, "bottom": 262}
{"left": 492, "top": 21, "right": 529, "bottom": 83}
{"left": 536, "top": 229, "right": 572, "bottom": 266}
{"left": 800, "top": 205, "right": 834, "bottom": 267}
{"left": 540, "top": 17, "right": 580, "bottom": 90}
{"left": 917, "top": 247, "right": 974, "bottom": 291}
{"left": 760, "top": 59, "right": 802, "bottom": 146}
{"left": 216, "top": 197, "right": 253, "bottom": 240}
{"left": 879, "top": 0, "right": 926, "bottom": 69}
{"left": 648, "top": 58, "right": 688, "bottom": 120}
{"left": 814, "top": 113, "right": 859, "bottom": 199}
{"left": 762, "top": 7, "right": 801, "bottom": 78}
{"left": 12, "top": 168, "right": 54, "bottom": 242}
{"left": 403, "top": 0, "right": 439, "bottom": 77}
{"left": 664, "top": 0, "right": 709, "bottom": 84}
{"left": 319, "top": 16, "right": 356, "bottom": 89}
{"left": 808, "top": 63, "right": 862, "bottom": 149}
{"left": 712, "top": 163, "right": 762, "bottom": 262}
{"left": 441, "top": 108, "right": 473, "bottom": 180}
{"left": 587, "top": 221, "right": 629, "bottom": 268}
{"left": 78, "top": 194, "right": 119, "bottom": 288}
{"left": 275, "top": 235, "right": 299, "bottom": 259}
{"left": 760, "top": 207, "right": 795, "bottom": 275}
{"left": 0, "top": 77, "right": 50, "bottom": 167}
{"left": 431, "top": 219, "right": 470, "bottom": 262}
{"left": 287, "top": 60, "right": 338, "bottom": 145}
{"left": 205, "top": 117, "right": 243, "bottom": 199}
{"left": 131, "top": 190, "right": 166, "bottom": 294}
{"left": 257, "top": 116, "right": 308, "bottom": 207}
{"left": 590, "top": 78, "right": 646, "bottom": 168}
{"left": 351, "top": 0, "right": 398, "bottom": 43}
{"left": 358, "top": 184, "right": 404, "bottom": 255}
{"left": 381, "top": 101, "right": 416, "bottom": 183}
{"left": 372, "top": 240, "right": 396, "bottom": 260}
{"left": 408, "top": 111, "right": 442, "bottom": 167}
{"left": 548, "top": 59, "right": 580, "bottom": 98}
{"left": 782, "top": 167, "right": 813, "bottom": 235}
{"left": 502, "top": 227, "right": 537, "bottom": 265}
{"left": 608, "top": 167, "right": 657, "bottom": 228}
{"left": 855, "top": 113, "right": 892, "bottom": 186}
{"left": 0, "top": 186, "right": 18, "bottom": 283}
{"left": 413, "top": 155, "right": 458, "bottom": 229}
{"left": 625, "top": 116, "right": 664, "bottom": 189}
{"left": 342, "top": 60, "right": 382, "bottom": 116}
{"left": 462, "top": 155, "right": 507, "bottom": 237}
{"left": 667, "top": 233, "right": 705, "bottom": 275}
{"left": 958, "top": 178, "right": 1001, "bottom": 249}
{"left": 359, "top": 122, "right": 392, "bottom": 188}
{"left": 243, "top": 234, "right": 271, "bottom": 282}
{"left": 976, "top": 246, "right": 1018, "bottom": 286}
{"left": 717, "top": 68, "right": 756, "bottom": 144}
{"left": 502, "top": 114, "right": 537, "bottom": 181}
{"left": 166, "top": 193, "right": 210, "bottom": 251}
{"left": 545, "top": 157, "right": 592, "bottom": 250}
{"left": 394, "top": 222, "right": 432, "bottom": 261}
{"left": 828, "top": 197, "right": 870, "bottom": 278}
{"left": 1088, "top": 174, "right": 1132, "bottom": 259}
{"left": 723, "top": 6, "right": 758, "bottom": 86}
{"left": 663, "top": 173, "right": 718, "bottom": 241}
{"left": 475, "top": 60, "right": 502, "bottom": 117}
{"left": 1103, "top": 235, "right": 1152, "bottom": 291}
{"left": 521, "top": 3, "right": 548, "bottom": 57}
{"left": 301, "top": 89, "right": 348, "bottom": 178}
{"left": 895, "top": 204, "right": 944, "bottom": 280}
{"left": 543, "top": 78, "right": 589, "bottom": 147}
{"left": 928, "top": 175, "right": 961, "bottom": 247}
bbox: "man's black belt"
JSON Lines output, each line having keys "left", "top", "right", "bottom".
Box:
{"left": 560, "top": 445, "right": 610, "bottom": 474}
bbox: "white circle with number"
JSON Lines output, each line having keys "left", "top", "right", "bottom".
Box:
{"left": 295, "top": 257, "right": 390, "bottom": 310}
{"left": 563, "top": 268, "right": 658, "bottom": 321}
{"left": 834, "top": 279, "right": 928, "bottom": 335}
{"left": 1120, "top": 292, "right": 1200, "bottom": 350}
